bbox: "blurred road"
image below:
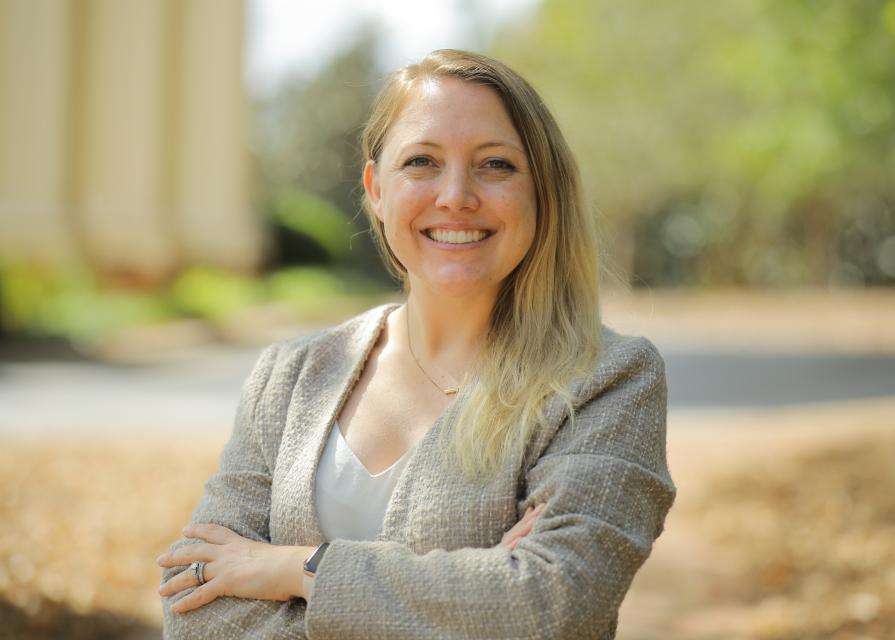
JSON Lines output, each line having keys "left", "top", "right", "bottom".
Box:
{"left": 2, "top": 336, "right": 894, "bottom": 437}
{"left": 665, "top": 349, "right": 895, "bottom": 408}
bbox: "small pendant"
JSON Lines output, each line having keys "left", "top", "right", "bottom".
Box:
{"left": 444, "top": 387, "right": 459, "bottom": 395}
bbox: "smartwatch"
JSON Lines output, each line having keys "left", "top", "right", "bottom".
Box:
{"left": 303, "top": 542, "right": 330, "bottom": 578}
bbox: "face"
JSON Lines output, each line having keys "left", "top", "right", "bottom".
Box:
{"left": 364, "top": 77, "right": 537, "bottom": 300}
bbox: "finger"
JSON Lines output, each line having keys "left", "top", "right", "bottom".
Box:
{"left": 506, "top": 519, "right": 536, "bottom": 545}
{"left": 503, "top": 505, "right": 546, "bottom": 545}
{"left": 182, "top": 523, "right": 237, "bottom": 544}
{"left": 520, "top": 502, "right": 544, "bottom": 521}
{"left": 170, "top": 582, "right": 219, "bottom": 614}
{"left": 509, "top": 513, "right": 536, "bottom": 536}
{"left": 500, "top": 521, "right": 526, "bottom": 546}
{"left": 503, "top": 505, "right": 542, "bottom": 538}
{"left": 516, "top": 517, "right": 537, "bottom": 537}
{"left": 501, "top": 517, "right": 536, "bottom": 547}
{"left": 514, "top": 503, "right": 544, "bottom": 529}
{"left": 500, "top": 519, "right": 529, "bottom": 544}
{"left": 159, "top": 562, "right": 213, "bottom": 597}
{"left": 499, "top": 504, "right": 547, "bottom": 547}
{"left": 157, "top": 542, "right": 217, "bottom": 567}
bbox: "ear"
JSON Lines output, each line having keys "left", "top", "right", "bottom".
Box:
{"left": 363, "top": 160, "right": 383, "bottom": 222}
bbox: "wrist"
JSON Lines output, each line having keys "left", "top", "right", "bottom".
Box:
{"left": 300, "top": 542, "right": 329, "bottom": 601}
{"left": 286, "top": 545, "right": 317, "bottom": 600}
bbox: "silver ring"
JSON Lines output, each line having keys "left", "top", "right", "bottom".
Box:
{"left": 190, "top": 560, "right": 206, "bottom": 586}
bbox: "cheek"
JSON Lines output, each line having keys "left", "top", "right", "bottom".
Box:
{"left": 381, "top": 182, "right": 431, "bottom": 227}
{"left": 508, "top": 193, "right": 537, "bottom": 242}
{"left": 493, "top": 179, "right": 536, "bottom": 222}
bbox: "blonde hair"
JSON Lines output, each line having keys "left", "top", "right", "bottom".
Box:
{"left": 360, "top": 49, "right": 602, "bottom": 479}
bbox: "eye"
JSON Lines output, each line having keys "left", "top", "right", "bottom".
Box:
{"left": 404, "top": 156, "right": 434, "bottom": 168}
{"left": 483, "top": 158, "right": 516, "bottom": 171}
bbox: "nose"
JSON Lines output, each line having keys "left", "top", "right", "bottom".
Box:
{"left": 435, "top": 166, "right": 480, "bottom": 212}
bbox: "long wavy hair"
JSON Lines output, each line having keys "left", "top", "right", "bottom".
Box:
{"left": 360, "top": 49, "right": 602, "bottom": 479}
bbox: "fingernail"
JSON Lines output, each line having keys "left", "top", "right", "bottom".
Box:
{"left": 156, "top": 555, "right": 164, "bottom": 564}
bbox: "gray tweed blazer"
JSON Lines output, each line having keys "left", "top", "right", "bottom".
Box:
{"left": 160, "top": 303, "right": 676, "bottom": 639}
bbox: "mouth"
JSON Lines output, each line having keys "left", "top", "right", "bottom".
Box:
{"left": 422, "top": 228, "right": 495, "bottom": 245}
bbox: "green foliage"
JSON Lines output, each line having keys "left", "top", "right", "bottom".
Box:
{"left": 0, "top": 262, "right": 392, "bottom": 342}
{"left": 257, "top": 33, "right": 376, "bottom": 211}
{"left": 254, "top": 29, "right": 386, "bottom": 278}
{"left": 168, "top": 266, "right": 265, "bottom": 321}
{"left": 267, "top": 266, "right": 384, "bottom": 319}
{"left": 0, "top": 264, "right": 172, "bottom": 341}
{"left": 490, "top": 0, "right": 895, "bottom": 286}
{"left": 268, "top": 189, "right": 354, "bottom": 261}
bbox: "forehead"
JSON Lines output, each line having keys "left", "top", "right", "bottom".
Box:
{"left": 383, "top": 78, "right": 523, "bottom": 150}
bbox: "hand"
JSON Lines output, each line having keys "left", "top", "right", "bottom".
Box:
{"left": 157, "top": 523, "right": 317, "bottom": 614}
{"left": 497, "top": 503, "right": 545, "bottom": 550}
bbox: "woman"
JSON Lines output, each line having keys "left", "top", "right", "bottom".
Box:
{"left": 158, "top": 49, "right": 675, "bottom": 639}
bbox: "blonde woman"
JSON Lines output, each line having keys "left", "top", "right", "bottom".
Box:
{"left": 158, "top": 49, "right": 675, "bottom": 639}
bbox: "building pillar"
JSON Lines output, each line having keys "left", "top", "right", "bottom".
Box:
{"left": 0, "top": 0, "right": 258, "bottom": 280}
{"left": 176, "top": 0, "right": 261, "bottom": 271}
{"left": 0, "top": 0, "right": 73, "bottom": 264}
{"left": 76, "top": 0, "right": 177, "bottom": 280}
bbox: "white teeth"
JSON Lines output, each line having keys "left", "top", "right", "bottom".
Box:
{"left": 427, "top": 229, "right": 488, "bottom": 244}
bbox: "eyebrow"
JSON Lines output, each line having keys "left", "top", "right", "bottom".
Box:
{"left": 403, "top": 140, "right": 526, "bottom": 155}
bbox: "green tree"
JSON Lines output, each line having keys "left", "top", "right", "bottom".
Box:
{"left": 491, "top": 0, "right": 895, "bottom": 286}
{"left": 254, "top": 29, "right": 387, "bottom": 277}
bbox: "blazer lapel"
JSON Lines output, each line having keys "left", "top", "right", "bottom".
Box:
{"left": 376, "top": 375, "right": 470, "bottom": 543}
{"left": 273, "top": 303, "right": 399, "bottom": 545}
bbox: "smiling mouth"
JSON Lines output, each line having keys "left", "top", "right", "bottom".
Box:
{"left": 423, "top": 228, "right": 494, "bottom": 244}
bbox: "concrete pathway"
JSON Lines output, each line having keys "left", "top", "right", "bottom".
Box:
{"left": 2, "top": 336, "right": 894, "bottom": 438}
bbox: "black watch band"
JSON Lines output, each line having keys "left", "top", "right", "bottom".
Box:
{"left": 302, "top": 542, "right": 329, "bottom": 578}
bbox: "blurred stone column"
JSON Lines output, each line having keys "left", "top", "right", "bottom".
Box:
{"left": 0, "top": 0, "right": 74, "bottom": 264}
{"left": 0, "top": 0, "right": 258, "bottom": 279}
{"left": 176, "top": 0, "right": 261, "bottom": 271}
{"left": 76, "top": 0, "right": 178, "bottom": 280}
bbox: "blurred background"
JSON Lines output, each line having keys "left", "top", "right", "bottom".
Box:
{"left": 0, "top": 0, "right": 893, "bottom": 638}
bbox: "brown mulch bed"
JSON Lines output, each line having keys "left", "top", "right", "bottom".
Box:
{"left": 1, "top": 428, "right": 893, "bottom": 639}
{"left": 0, "top": 440, "right": 221, "bottom": 638}
{"left": 688, "top": 429, "right": 895, "bottom": 640}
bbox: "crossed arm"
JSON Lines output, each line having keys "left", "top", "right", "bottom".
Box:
{"left": 159, "top": 338, "right": 675, "bottom": 639}
{"left": 159, "top": 345, "right": 315, "bottom": 639}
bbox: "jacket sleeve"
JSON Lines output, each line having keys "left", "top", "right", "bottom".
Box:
{"left": 304, "top": 337, "right": 676, "bottom": 640}
{"left": 160, "top": 343, "right": 309, "bottom": 640}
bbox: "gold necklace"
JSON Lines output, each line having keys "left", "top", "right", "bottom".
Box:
{"left": 405, "top": 304, "right": 461, "bottom": 396}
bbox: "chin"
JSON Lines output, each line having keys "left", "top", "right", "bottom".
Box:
{"left": 420, "top": 272, "right": 500, "bottom": 299}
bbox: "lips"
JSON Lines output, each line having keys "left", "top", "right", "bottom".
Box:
{"left": 422, "top": 226, "right": 496, "bottom": 245}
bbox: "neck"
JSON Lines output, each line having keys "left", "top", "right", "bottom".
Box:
{"left": 398, "top": 280, "right": 496, "bottom": 383}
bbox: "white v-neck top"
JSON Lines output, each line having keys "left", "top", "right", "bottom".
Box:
{"left": 305, "top": 420, "right": 417, "bottom": 600}
{"left": 314, "top": 420, "right": 415, "bottom": 543}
